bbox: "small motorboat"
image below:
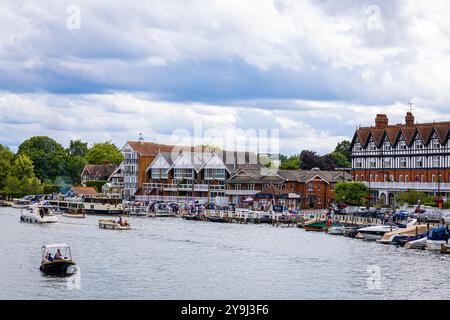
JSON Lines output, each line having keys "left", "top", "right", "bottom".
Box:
{"left": 357, "top": 225, "right": 398, "bottom": 241}
{"left": 20, "top": 205, "right": 58, "bottom": 224}
{"left": 405, "top": 237, "right": 427, "bottom": 250}
{"left": 182, "top": 214, "right": 204, "bottom": 221}
{"left": 377, "top": 225, "right": 428, "bottom": 245}
{"left": 343, "top": 226, "right": 362, "bottom": 238}
{"left": 426, "top": 227, "right": 449, "bottom": 251}
{"left": 98, "top": 218, "right": 132, "bottom": 230}
{"left": 40, "top": 243, "right": 78, "bottom": 276}
{"left": 62, "top": 208, "right": 86, "bottom": 218}
{"left": 327, "top": 222, "right": 345, "bottom": 235}
{"left": 303, "top": 218, "right": 328, "bottom": 231}
{"left": 207, "top": 214, "right": 229, "bottom": 223}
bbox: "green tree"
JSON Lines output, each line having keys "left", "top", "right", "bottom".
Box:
{"left": 280, "top": 155, "right": 301, "bottom": 169}
{"left": 67, "top": 139, "right": 89, "bottom": 157}
{"left": 85, "top": 142, "right": 124, "bottom": 165}
{"left": 65, "top": 156, "right": 87, "bottom": 185}
{"left": 334, "top": 140, "right": 351, "bottom": 162}
{"left": 335, "top": 181, "right": 369, "bottom": 205}
{"left": 21, "top": 176, "right": 44, "bottom": 195}
{"left": 395, "top": 191, "right": 432, "bottom": 206}
{"left": 17, "top": 136, "right": 68, "bottom": 181}
{"left": 2, "top": 176, "right": 21, "bottom": 197}
{"left": 12, "top": 154, "right": 35, "bottom": 180}
{"left": 330, "top": 151, "right": 351, "bottom": 168}
{"left": 0, "top": 144, "right": 14, "bottom": 190}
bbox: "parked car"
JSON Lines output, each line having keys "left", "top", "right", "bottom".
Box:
{"left": 418, "top": 207, "right": 450, "bottom": 222}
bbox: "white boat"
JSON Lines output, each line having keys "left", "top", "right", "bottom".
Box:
{"left": 327, "top": 224, "right": 345, "bottom": 235}
{"left": 357, "top": 225, "right": 398, "bottom": 241}
{"left": 62, "top": 208, "right": 86, "bottom": 218}
{"left": 98, "top": 218, "right": 132, "bottom": 230}
{"left": 125, "top": 206, "right": 149, "bottom": 217}
{"left": 20, "top": 205, "right": 59, "bottom": 224}
{"left": 425, "top": 227, "right": 450, "bottom": 252}
{"left": 405, "top": 237, "right": 427, "bottom": 249}
{"left": 377, "top": 225, "right": 428, "bottom": 245}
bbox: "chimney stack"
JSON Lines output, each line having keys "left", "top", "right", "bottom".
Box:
{"left": 102, "top": 160, "right": 110, "bottom": 166}
{"left": 405, "top": 112, "right": 415, "bottom": 126}
{"left": 375, "top": 114, "right": 389, "bottom": 129}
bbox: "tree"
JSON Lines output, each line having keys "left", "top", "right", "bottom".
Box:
{"left": 320, "top": 154, "right": 337, "bottom": 170}
{"left": 12, "top": 154, "right": 35, "bottom": 180}
{"left": 20, "top": 176, "right": 44, "bottom": 195}
{"left": 335, "top": 182, "right": 369, "bottom": 205}
{"left": 0, "top": 144, "right": 14, "bottom": 190}
{"left": 65, "top": 156, "right": 87, "bottom": 185}
{"left": 280, "top": 155, "right": 301, "bottom": 170}
{"left": 2, "top": 176, "right": 21, "bottom": 197}
{"left": 17, "top": 136, "right": 68, "bottom": 181}
{"left": 395, "top": 191, "right": 433, "bottom": 206}
{"left": 335, "top": 140, "right": 351, "bottom": 162}
{"left": 85, "top": 142, "right": 124, "bottom": 165}
{"left": 330, "top": 151, "right": 351, "bottom": 168}
{"left": 300, "top": 150, "right": 323, "bottom": 170}
{"left": 67, "top": 139, "right": 89, "bottom": 157}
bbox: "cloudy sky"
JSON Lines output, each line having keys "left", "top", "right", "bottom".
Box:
{"left": 1, "top": 0, "right": 450, "bottom": 154}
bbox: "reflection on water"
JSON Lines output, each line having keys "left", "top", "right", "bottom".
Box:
{"left": 1, "top": 207, "right": 450, "bottom": 299}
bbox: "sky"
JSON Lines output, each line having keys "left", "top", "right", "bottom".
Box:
{"left": 1, "top": 0, "right": 450, "bottom": 155}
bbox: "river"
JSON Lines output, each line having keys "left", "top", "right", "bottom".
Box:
{"left": 0, "top": 207, "right": 449, "bottom": 300}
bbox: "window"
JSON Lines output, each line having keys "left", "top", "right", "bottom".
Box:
{"left": 308, "top": 182, "right": 314, "bottom": 191}
{"left": 400, "top": 157, "right": 407, "bottom": 168}
{"left": 354, "top": 143, "right": 362, "bottom": 152}
{"left": 416, "top": 157, "right": 423, "bottom": 168}
{"left": 355, "top": 158, "right": 363, "bottom": 168}
{"left": 416, "top": 140, "right": 423, "bottom": 149}
{"left": 384, "top": 141, "right": 391, "bottom": 151}
{"left": 330, "top": 183, "right": 336, "bottom": 191}
{"left": 383, "top": 158, "right": 392, "bottom": 168}
{"left": 204, "top": 168, "right": 226, "bottom": 180}
{"left": 234, "top": 184, "right": 241, "bottom": 190}
{"left": 151, "top": 168, "right": 168, "bottom": 179}
{"left": 405, "top": 175, "right": 409, "bottom": 182}
{"left": 369, "top": 142, "right": 377, "bottom": 151}
{"left": 369, "top": 158, "right": 376, "bottom": 168}
{"left": 432, "top": 156, "right": 441, "bottom": 168}
{"left": 432, "top": 139, "right": 441, "bottom": 149}
{"left": 174, "top": 168, "right": 194, "bottom": 180}
{"left": 399, "top": 175, "right": 403, "bottom": 183}
{"left": 399, "top": 141, "right": 407, "bottom": 150}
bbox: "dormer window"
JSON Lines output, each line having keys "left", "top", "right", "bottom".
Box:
{"left": 383, "top": 141, "right": 391, "bottom": 151}
{"left": 368, "top": 142, "right": 376, "bottom": 151}
{"left": 415, "top": 140, "right": 423, "bottom": 149}
{"left": 354, "top": 143, "right": 362, "bottom": 152}
{"left": 432, "top": 139, "right": 441, "bottom": 149}
{"left": 399, "top": 141, "right": 407, "bottom": 150}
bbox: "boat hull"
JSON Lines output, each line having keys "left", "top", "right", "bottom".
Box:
{"left": 405, "top": 237, "right": 427, "bottom": 249}
{"left": 426, "top": 240, "right": 447, "bottom": 251}
{"left": 20, "top": 214, "right": 58, "bottom": 224}
{"left": 207, "top": 216, "right": 229, "bottom": 223}
{"left": 40, "top": 260, "right": 77, "bottom": 276}
{"left": 98, "top": 220, "right": 132, "bottom": 230}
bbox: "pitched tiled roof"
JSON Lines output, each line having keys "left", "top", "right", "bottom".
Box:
{"left": 70, "top": 187, "right": 98, "bottom": 196}
{"left": 354, "top": 121, "right": 450, "bottom": 147}
{"left": 82, "top": 164, "right": 117, "bottom": 180}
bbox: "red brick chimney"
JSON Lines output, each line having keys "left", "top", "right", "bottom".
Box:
{"left": 375, "top": 114, "right": 389, "bottom": 129}
{"left": 405, "top": 112, "right": 415, "bottom": 126}
{"left": 102, "top": 160, "right": 110, "bottom": 166}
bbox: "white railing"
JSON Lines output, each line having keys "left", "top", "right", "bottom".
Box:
{"left": 364, "top": 182, "right": 450, "bottom": 192}
{"left": 134, "top": 195, "right": 209, "bottom": 202}
{"left": 225, "top": 190, "right": 259, "bottom": 196}
{"left": 142, "top": 183, "right": 225, "bottom": 192}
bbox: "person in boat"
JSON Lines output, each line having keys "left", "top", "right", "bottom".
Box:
{"left": 46, "top": 252, "right": 53, "bottom": 262}
{"left": 54, "top": 249, "right": 62, "bottom": 260}
{"left": 118, "top": 216, "right": 123, "bottom": 225}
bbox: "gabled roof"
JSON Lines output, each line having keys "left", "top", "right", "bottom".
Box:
{"left": 81, "top": 163, "right": 117, "bottom": 179}
{"left": 69, "top": 187, "right": 98, "bottom": 196}
{"left": 353, "top": 119, "right": 450, "bottom": 148}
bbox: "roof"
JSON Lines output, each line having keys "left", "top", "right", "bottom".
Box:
{"left": 42, "top": 243, "right": 69, "bottom": 249}
{"left": 353, "top": 121, "right": 450, "bottom": 148}
{"left": 125, "top": 141, "right": 217, "bottom": 156}
{"left": 81, "top": 163, "right": 117, "bottom": 179}
{"left": 70, "top": 187, "right": 98, "bottom": 196}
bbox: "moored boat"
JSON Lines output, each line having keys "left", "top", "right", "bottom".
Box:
{"left": 343, "top": 226, "right": 362, "bottom": 238}
{"left": 327, "top": 222, "right": 345, "bottom": 235}
{"left": 405, "top": 236, "right": 427, "bottom": 250}
{"left": 425, "top": 227, "right": 449, "bottom": 251}
{"left": 303, "top": 218, "right": 328, "bottom": 231}
{"left": 357, "top": 225, "right": 398, "bottom": 241}
{"left": 182, "top": 214, "right": 205, "bottom": 221}
{"left": 62, "top": 208, "right": 86, "bottom": 218}
{"left": 377, "top": 225, "right": 428, "bottom": 245}
{"left": 98, "top": 218, "right": 132, "bottom": 230}
{"left": 40, "top": 243, "right": 78, "bottom": 276}
{"left": 20, "top": 205, "right": 58, "bottom": 224}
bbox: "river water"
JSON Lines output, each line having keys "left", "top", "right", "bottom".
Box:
{"left": 1, "top": 207, "right": 449, "bottom": 300}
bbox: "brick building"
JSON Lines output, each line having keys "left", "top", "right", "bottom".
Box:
{"left": 351, "top": 112, "right": 450, "bottom": 206}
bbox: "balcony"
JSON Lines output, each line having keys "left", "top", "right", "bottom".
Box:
{"left": 142, "top": 183, "right": 225, "bottom": 192}
{"left": 225, "top": 189, "right": 259, "bottom": 196}
{"left": 364, "top": 182, "right": 450, "bottom": 192}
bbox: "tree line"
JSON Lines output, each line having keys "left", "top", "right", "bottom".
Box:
{"left": 279, "top": 140, "right": 351, "bottom": 170}
{"left": 0, "top": 136, "right": 123, "bottom": 198}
